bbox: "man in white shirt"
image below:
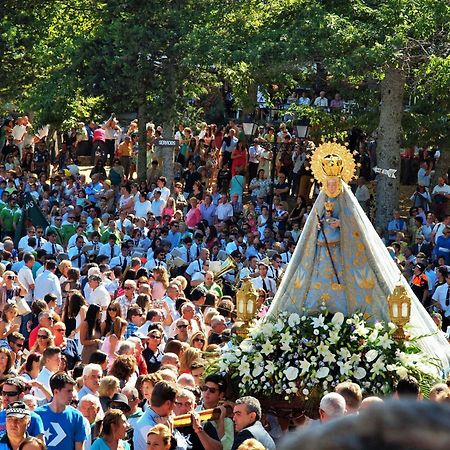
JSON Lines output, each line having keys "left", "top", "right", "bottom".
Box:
{"left": 185, "top": 249, "right": 210, "bottom": 282}
{"left": 68, "top": 236, "right": 88, "bottom": 270}
{"left": 41, "top": 231, "right": 63, "bottom": 257}
{"left": 98, "top": 235, "right": 121, "bottom": 260}
{"left": 150, "top": 177, "right": 171, "bottom": 203}
{"left": 252, "top": 262, "right": 277, "bottom": 297}
{"left": 432, "top": 177, "right": 450, "bottom": 220}
{"left": 432, "top": 273, "right": 450, "bottom": 329}
{"left": 33, "top": 346, "right": 62, "bottom": 403}
{"left": 314, "top": 91, "right": 329, "bottom": 108}
{"left": 18, "top": 254, "right": 35, "bottom": 304}
{"left": 110, "top": 244, "right": 131, "bottom": 270}
{"left": 134, "top": 192, "right": 152, "bottom": 217}
{"left": 67, "top": 225, "right": 88, "bottom": 249}
{"left": 216, "top": 196, "right": 234, "bottom": 222}
{"left": 87, "top": 275, "right": 110, "bottom": 320}
{"left": 34, "top": 260, "right": 62, "bottom": 309}
{"left": 18, "top": 227, "right": 36, "bottom": 251}
{"left": 150, "top": 190, "right": 166, "bottom": 218}
{"left": 11, "top": 117, "right": 26, "bottom": 149}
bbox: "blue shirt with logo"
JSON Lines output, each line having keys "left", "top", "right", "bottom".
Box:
{"left": 35, "top": 404, "right": 87, "bottom": 449}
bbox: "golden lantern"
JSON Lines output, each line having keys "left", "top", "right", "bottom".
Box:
{"left": 235, "top": 277, "right": 258, "bottom": 337}
{"left": 387, "top": 284, "right": 411, "bottom": 341}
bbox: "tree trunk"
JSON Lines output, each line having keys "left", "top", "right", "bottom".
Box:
{"left": 375, "top": 67, "right": 406, "bottom": 230}
{"left": 137, "top": 103, "right": 147, "bottom": 182}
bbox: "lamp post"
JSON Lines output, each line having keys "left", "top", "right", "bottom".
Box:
{"left": 235, "top": 277, "right": 258, "bottom": 337}
{"left": 242, "top": 121, "right": 258, "bottom": 143}
{"left": 295, "top": 124, "right": 309, "bottom": 139}
{"left": 387, "top": 284, "right": 411, "bottom": 341}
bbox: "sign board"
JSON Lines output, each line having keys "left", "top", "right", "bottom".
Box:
{"left": 155, "top": 139, "right": 178, "bottom": 146}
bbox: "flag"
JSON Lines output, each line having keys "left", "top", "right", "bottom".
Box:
{"left": 14, "top": 193, "right": 50, "bottom": 247}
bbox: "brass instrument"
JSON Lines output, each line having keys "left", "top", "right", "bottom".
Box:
{"left": 213, "top": 256, "right": 238, "bottom": 281}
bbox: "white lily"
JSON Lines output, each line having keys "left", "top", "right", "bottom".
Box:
{"left": 299, "top": 359, "right": 311, "bottom": 374}
{"left": 311, "top": 314, "right": 325, "bottom": 329}
{"left": 261, "top": 341, "right": 274, "bottom": 355}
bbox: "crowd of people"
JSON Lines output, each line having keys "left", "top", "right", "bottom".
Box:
{"left": 0, "top": 110, "right": 447, "bottom": 450}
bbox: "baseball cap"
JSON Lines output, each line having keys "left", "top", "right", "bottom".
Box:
{"left": 6, "top": 401, "right": 30, "bottom": 419}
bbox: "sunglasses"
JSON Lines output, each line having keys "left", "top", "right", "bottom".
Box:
{"left": 124, "top": 286, "right": 134, "bottom": 290}
{"left": 148, "top": 335, "right": 161, "bottom": 340}
{"left": 12, "top": 342, "right": 23, "bottom": 348}
{"left": 193, "top": 338, "right": 205, "bottom": 343}
{"left": 55, "top": 329, "right": 66, "bottom": 333}
{"left": 2, "top": 391, "right": 19, "bottom": 397}
{"left": 200, "top": 385, "right": 218, "bottom": 394}
{"left": 177, "top": 324, "right": 188, "bottom": 329}
{"left": 37, "top": 335, "right": 49, "bottom": 339}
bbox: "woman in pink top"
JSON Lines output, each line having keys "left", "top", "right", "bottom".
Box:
{"left": 185, "top": 197, "right": 202, "bottom": 228}
{"left": 151, "top": 267, "right": 170, "bottom": 301}
{"left": 102, "top": 317, "right": 127, "bottom": 367}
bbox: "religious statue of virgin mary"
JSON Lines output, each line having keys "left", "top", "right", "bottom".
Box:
{"left": 266, "top": 142, "right": 450, "bottom": 367}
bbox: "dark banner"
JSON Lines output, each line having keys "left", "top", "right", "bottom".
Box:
{"left": 14, "top": 193, "right": 50, "bottom": 246}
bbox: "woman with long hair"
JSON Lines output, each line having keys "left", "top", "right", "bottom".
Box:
{"left": 189, "top": 331, "right": 207, "bottom": 351}
{"left": 61, "top": 268, "right": 81, "bottom": 304}
{"left": 80, "top": 304, "right": 102, "bottom": 363}
{"left": 30, "top": 327, "right": 55, "bottom": 355}
{"left": 0, "top": 303, "right": 18, "bottom": 348}
{"left": 231, "top": 140, "right": 248, "bottom": 177}
{"left": 108, "top": 355, "right": 137, "bottom": 389}
{"left": 151, "top": 267, "right": 169, "bottom": 301}
{"left": 179, "top": 347, "right": 202, "bottom": 374}
{"left": 62, "top": 290, "right": 87, "bottom": 351}
{"left": 91, "top": 409, "right": 130, "bottom": 450}
{"left": 101, "top": 302, "right": 122, "bottom": 337}
{"left": 20, "top": 352, "right": 41, "bottom": 380}
{"left": 0, "top": 347, "right": 15, "bottom": 380}
{"left": 102, "top": 317, "right": 128, "bottom": 367}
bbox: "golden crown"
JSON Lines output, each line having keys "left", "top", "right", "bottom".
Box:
{"left": 322, "top": 154, "right": 343, "bottom": 177}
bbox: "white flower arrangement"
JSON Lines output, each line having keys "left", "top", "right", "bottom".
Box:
{"left": 220, "top": 306, "right": 441, "bottom": 402}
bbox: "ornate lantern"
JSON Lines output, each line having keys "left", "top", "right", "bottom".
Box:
{"left": 387, "top": 284, "right": 411, "bottom": 341}
{"left": 235, "top": 277, "right": 258, "bottom": 337}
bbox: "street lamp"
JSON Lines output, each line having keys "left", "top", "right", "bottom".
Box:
{"left": 387, "top": 284, "right": 411, "bottom": 341}
{"left": 242, "top": 121, "right": 258, "bottom": 140}
{"left": 295, "top": 124, "right": 309, "bottom": 138}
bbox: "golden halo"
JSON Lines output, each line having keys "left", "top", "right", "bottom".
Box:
{"left": 310, "top": 141, "right": 356, "bottom": 188}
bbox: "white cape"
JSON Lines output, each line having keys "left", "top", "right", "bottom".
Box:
{"left": 267, "top": 183, "right": 450, "bottom": 369}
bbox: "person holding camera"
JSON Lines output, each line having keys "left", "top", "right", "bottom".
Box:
{"left": 0, "top": 271, "right": 27, "bottom": 314}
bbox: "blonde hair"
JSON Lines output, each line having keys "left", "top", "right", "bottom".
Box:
{"left": 98, "top": 375, "right": 120, "bottom": 398}
{"left": 237, "top": 439, "right": 266, "bottom": 450}
{"left": 30, "top": 327, "right": 55, "bottom": 353}
{"left": 179, "top": 347, "right": 201, "bottom": 373}
{"left": 153, "top": 267, "right": 169, "bottom": 289}
{"left": 189, "top": 332, "right": 207, "bottom": 351}
{"left": 147, "top": 424, "right": 171, "bottom": 447}
{"left": 59, "top": 260, "right": 72, "bottom": 273}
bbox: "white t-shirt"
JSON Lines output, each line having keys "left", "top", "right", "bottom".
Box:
{"left": 134, "top": 200, "right": 152, "bottom": 218}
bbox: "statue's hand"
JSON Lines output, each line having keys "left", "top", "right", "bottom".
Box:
{"left": 330, "top": 219, "right": 340, "bottom": 229}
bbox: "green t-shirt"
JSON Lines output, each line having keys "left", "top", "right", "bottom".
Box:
{"left": 0, "top": 206, "right": 15, "bottom": 231}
